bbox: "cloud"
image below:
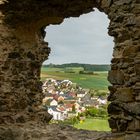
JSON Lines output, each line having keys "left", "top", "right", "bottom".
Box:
{"left": 44, "top": 9, "right": 114, "bottom": 64}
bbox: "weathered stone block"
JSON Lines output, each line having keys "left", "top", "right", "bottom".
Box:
{"left": 119, "top": 119, "right": 128, "bottom": 132}
{"left": 27, "top": 52, "right": 35, "bottom": 60}
{"left": 37, "top": 111, "right": 52, "bottom": 124}
{"left": 134, "top": 82, "right": 140, "bottom": 91}
{"left": 132, "top": 4, "right": 140, "bottom": 14}
{"left": 135, "top": 94, "right": 140, "bottom": 101}
{"left": 114, "top": 0, "right": 132, "bottom": 6}
{"left": 122, "top": 102, "right": 140, "bottom": 115}
{"left": 108, "top": 70, "right": 124, "bottom": 85}
{"left": 108, "top": 102, "right": 122, "bottom": 115}
{"left": 127, "top": 119, "right": 140, "bottom": 131}
{"left": 8, "top": 52, "right": 21, "bottom": 59}
{"left": 101, "top": 0, "right": 113, "bottom": 9}
{"left": 125, "top": 133, "right": 140, "bottom": 140}
{"left": 108, "top": 118, "right": 118, "bottom": 132}
{"left": 123, "top": 46, "right": 139, "bottom": 57}
{"left": 127, "top": 67, "right": 134, "bottom": 74}
{"left": 135, "top": 64, "right": 140, "bottom": 76}
{"left": 115, "top": 88, "right": 134, "bottom": 102}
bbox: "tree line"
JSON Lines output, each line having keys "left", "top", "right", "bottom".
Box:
{"left": 44, "top": 63, "right": 111, "bottom": 71}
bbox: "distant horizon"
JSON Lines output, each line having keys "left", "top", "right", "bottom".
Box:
{"left": 43, "top": 62, "right": 111, "bottom": 65}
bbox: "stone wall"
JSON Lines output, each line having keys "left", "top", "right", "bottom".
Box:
{"left": 0, "top": 0, "right": 140, "bottom": 139}
{"left": 107, "top": 0, "right": 140, "bottom": 132}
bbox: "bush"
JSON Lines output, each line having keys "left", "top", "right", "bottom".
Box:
{"left": 87, "top": 108, "right": 99, "bottom": 117}
{"left": 79, "top": 71, "right": 94, "bottom": 75}
{"left": 98, "top": 108, "right": 108, "bottom": 118}
{"left": 85, "top": 107, "right": 108, "bottom": 118}
{"left": 58, "top": 116, "right": 79, "bottom": 126}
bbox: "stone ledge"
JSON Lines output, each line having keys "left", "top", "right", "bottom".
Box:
{"left": 0, "top": 123, "right": 137, "bottom": 140}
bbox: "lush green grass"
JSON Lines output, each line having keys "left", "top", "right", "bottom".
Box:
{"left": 41, "top": 67, "right": 110, "bottom": 90}
{"left": 74, "top": 118, "right": 111, "bottom": 131}
{"left": 64, "top": 67, "right": 84, "bottom": 73}
{"left": 41, "top": 67, "right": 64, "bottom": 72}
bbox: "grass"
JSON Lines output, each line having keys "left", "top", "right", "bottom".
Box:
{"left": 41, "top": 67, "right": 110, "bottom": 90}
{"left": 65, "top": 67, "right": 84, "bottom": 73}
{"left": 74, "top": 118, "right": 111, "bottom": 131}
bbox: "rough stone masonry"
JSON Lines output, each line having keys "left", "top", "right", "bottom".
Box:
{"left": 0, "top": 0, "right": 140, "bottom": 139}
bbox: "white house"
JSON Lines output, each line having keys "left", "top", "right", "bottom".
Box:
{"left": 77, "top": 91, "right": 86, "bottom": 98}
{"left": 48, "top": 106, "right": 65, "bottom": 120}
{"left": 61, "top": 80, "right": 72, "bottom": 87}
{"left": 50, "top": 99, "right": 58, "bottom": 106}
{"left": 59, "top": 91, "right": 64, "bottom": 95}
{"left": 97, "top": 98, "right": 107, "bottom": 105}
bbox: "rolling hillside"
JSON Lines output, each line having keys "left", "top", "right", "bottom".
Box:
{"left": 41, "top": 66, "right": 110, "bottom": 90}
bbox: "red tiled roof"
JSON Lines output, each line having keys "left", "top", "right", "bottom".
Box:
{"left": 57, "top": 106, "right": 65, "bottom": 111}
{"left": 64, "top": 103, "right": 74, "bottom": 108}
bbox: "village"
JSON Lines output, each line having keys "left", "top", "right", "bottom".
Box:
{"left": 42, "top": 78, "right": 107, "bottom": 121}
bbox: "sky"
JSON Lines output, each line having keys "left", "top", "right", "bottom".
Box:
{"left": 44, "top": 8, "right": 114, "bottom": 65}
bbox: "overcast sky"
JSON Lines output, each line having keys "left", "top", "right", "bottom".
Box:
{"left": 44, "top": 9, "right": 114, "bottom": 65}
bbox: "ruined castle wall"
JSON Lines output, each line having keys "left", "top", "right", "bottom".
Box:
{"left": 0, "top": 0, "right": 140, "bottom": 139}
{"left": 107, "top": 0, "right": 140, "bottom": 132}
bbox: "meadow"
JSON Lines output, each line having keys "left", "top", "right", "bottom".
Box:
{"left": 41, "top": 67, "right": 110, "bottom": 90}
{"left": 74, "top": 118, "right": 111, "bottom": 131}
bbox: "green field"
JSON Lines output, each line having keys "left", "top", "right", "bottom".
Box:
{"left": 74, "top": 118, "right": 111, "bottom": 131}
{"left": 41, "top": 67, "right": 110, "bottom": 90}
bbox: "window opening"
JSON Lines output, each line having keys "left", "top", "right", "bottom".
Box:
{"left": 41, "top": 8, "right": 114, "bottom": 131}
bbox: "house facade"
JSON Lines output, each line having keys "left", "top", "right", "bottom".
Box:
{"left": 48, "top": 106, "right": 66, "bottom": 121}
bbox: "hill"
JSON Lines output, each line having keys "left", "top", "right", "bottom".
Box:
{"left": 41, "top": 67, "right": 110, "bottom": 90}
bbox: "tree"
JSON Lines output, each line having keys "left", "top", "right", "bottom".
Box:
{"left": 98, "top": 107, "right": 108, "bottom": 118}
{"left": 87, "top": 108, "right": 99, "bottom": 117}
{"left": 72, "top": 105, "right": 76, "bottom": 112}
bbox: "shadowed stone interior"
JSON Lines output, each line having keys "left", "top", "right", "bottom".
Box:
{"left": 0, "top": 0, "right": 140, "bottom": 139}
